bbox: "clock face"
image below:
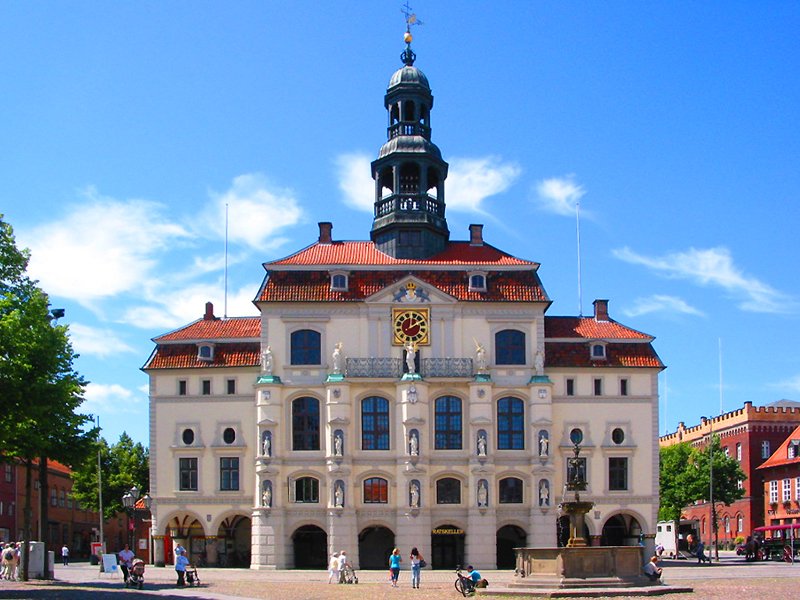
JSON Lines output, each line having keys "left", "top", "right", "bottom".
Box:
{"left": 392, "top": 308, "right": 430, "bottom": 345}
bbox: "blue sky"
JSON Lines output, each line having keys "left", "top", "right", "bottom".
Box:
{"left": 2, "top": 2, "right": 798, "bottom": 446}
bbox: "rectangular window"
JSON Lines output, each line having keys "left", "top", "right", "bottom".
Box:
{"left": 201, "top": 380, "right": 211, "bottom": 395}
{"left": 566, "top": 378, "right": 575, "bottom": 396}
{"left": 4, "top": 464, "right": 11, "bottom": 483}
{"left": 736, "top": 442, "right": 742, "bottom": 461}
{"left": 179, "top": 458, "right": 198, "bottom": 491}
{"left": 220, "top": 457, "right": 239, "bottom": 491}
{"left": 178, "top": 380, "right": 187, "bottom": 396}
{"left": 784, "top": 478, "right": 792, "bottom": 502}
{"left": 770, "top": 480, "right": 779, "bottom": 503}
{"left": 723, "top": 447, "right": 730, "bottom": 458}
{"left": 796, "top": 477, "right": 800, "bottom": 501}
{"left": 762, "top": 440, "right": 771, "bottom": 459}
{"left": 593, "top": 378, "right": 603, "bottom": 396}
{"left": 363, "top": 478, "right": 389, "bottom": 503}
{"left": 608, "top": 457, "right": 628, "bottom": 491}
{"left": 226, "top": 379, "right": 236, "bottom": 395}
{"left": 294, "top": 477, "right": 319, "bottom": 503}
{"left": 619, "top": 379, "right": 628, "bottom": 396}
{"left": 50, "top": 489, "right": 57, "bottom": 506}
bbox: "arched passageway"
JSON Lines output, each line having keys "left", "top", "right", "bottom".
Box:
{"left": 216, "top": 515, "right": 251, "bottom": 567}
{"left": 358, "top": 526, "right": 395, "bottom": 569}
{"left": 431, "top": 524, "right": 465, "bottom": 569}
{"left": 496, "top": 525, "right": 526, "bottom": 569}
{"left": 601, "top": 514, "right": 642, "bottom": 546}
{"left": 292, "top": 525, "right": 327, "bottom": 569}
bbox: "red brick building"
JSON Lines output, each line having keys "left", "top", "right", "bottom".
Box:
{"left": 660, "top": 400, "right": 800, "bottom": 547}
{"left": 757, "top": 424, "right": 800, "bottom": 527}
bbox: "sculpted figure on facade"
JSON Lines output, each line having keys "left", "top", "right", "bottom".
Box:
{"left": 474, "top": 339, "right": 487, "bottom": 371}
{"left": 477, "top": 432, "right": 487, "bottom": 456}
{"left": 334, "top": 431, "right": 343, "bottom": 456}
{"left": 539, "top": 479, "right": 550, "bottom": 506}
{"left": 262, "top": 431, "right": 271, "bottom": 457}
{"left": 539, "top": 431, "right": 549, "bottom": 457}
{"left": 409, "top": 430, "right": 419, "bottom": 456}
{"left": 477, "top": 479, "right": 488, "bottom": 507}
{"left": 405, "top": 340, "right": 417, "bottom": 374}
{"left": 262, "top": 481, "right": 272, "bottom": 507}
{"left": 334, "top": 482, "right": 344, "bottom": 507}
{"left": 261, "top": 345, "right": 273, "bottom": 374}
{"left": 534, "top": 349, "right": 545, "bottom": 376}
{"left": 410, "top": 481, "right": 420, "bottom": 507}
{"left": 332, "top": 342, "right": 343, "bottom": 374}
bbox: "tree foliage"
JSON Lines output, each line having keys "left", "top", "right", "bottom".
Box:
{"left": 71, "top": 432, "right": 150, "bottom": 520}
{"left": 659, "top": 436, "right": 747, "bottom": 522}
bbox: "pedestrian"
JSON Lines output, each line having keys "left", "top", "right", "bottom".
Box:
{"left": 61, "top": 544, "right": 70, "bottom": 566}
{"left": 389, "top": 547, "right": 401, "bottom": 587}
{"left": 409, "top": 546, "right": 424, "bottom": 588}
{"left": 337, "top": 550, "right": 348, "bottom": 583}
{"left": 1, "top": 543, "right": 15, "bottom": 580}
{"left": 328, "top": 551, "right": 340, "bottom": 584}
{"left": 175, "top": 548, "right": 189, "bottom": 586}
{"left": 696, "top": 540, "right": 710, "bottom": 564}
{"left": 118, "top": 544, "right": 135, "bottom": 583}
{"left": 644, "top": 555, "right": 662, "bottom": 581}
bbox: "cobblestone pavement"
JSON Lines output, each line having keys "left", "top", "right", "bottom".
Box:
{"left": 2, "top": 553, "right": 800, "bottom": 599}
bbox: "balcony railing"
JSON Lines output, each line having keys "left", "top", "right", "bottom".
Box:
{"left": 344, "top": 357, "right": 473, "bottom": 379}
{"left": 374, "top": 193, "right": 445, "bottom": 218}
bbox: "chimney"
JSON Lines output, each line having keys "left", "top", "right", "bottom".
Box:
{"left": 469, "top": 224, "right": 484, "bottom": 246}
{"left": 593, "top": 299, "right": 609, "bottom": 321}
{"left": 204, "top": 302, "right": 216, "bottom": 321}
{"left": 318, "top": 222, "right": 333, "bottom": 244}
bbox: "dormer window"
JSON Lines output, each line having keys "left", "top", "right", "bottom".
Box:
{"left": 789, "top": 441, "right": 800, "bottom": 459}
{"left": 330, "top": 271, "right": 349, "bottom": 292}
{"left": 198, "top": 343, "right": 214, "bottom": 361}
{"left": 590, "top": 342, "right": 607, "bottom": 360}
{"left": 468, "top": 272, "right": 487, "bottom": 292}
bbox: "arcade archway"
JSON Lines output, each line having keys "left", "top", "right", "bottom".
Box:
{"left": 601, "top": 514, "right": 643, "bottom": 546}
{"left": 292, "top": 525, "right": 327, "bottom": 569}
{"left": 358, "top": 526, "right": 395, "bottom": 569}
{"left": 497, "top": 525, "right": 526, "bottom": 569}
{"left": 215, "top": 515, "right": 251, "bottom": 567}
{"left": 431, "top": 524, "right": 465, "bottom": 569}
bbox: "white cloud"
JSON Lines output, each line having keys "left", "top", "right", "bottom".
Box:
{"left": 20, "top": 188, "right": 190, "bottom": 304}
{"left": 82, "top": 382, "right": 140, "bottom": 415}
{"left": 535, "top": 176, "right": 586, "bottom": 216}
{"left": 771, "top": 375, "right": 800, "bottom": 394}
{"left": 69, "top": 323, "right": 137, "bottom": 357}
{"left": 203, "top": 173, "right": 303, "bottom": 251}
{"left": 613, "top": 246, "right": 792, "bottom": 314}
{"left": 335, "top": 153, "right": 521, "bottom": 213}
{"left": 622, "top": 294, "right": 705, "bottom": 318}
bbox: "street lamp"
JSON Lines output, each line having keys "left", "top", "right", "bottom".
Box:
{"left": 122, "top": 486, "right": 152, "bottom": 554}
{"left": 701, "top": 416, "right": 717, "bottom": 562}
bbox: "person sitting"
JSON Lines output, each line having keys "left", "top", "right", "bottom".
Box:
{"left": 467, "top": 565, "right": 488, "bottom": 588}
{"left": 644, "top": 555, "right": 662, "bottom": 581}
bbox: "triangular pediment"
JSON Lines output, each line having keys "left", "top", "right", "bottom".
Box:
{"left": 365, "top": 275, "right": 458, "bottom": 305}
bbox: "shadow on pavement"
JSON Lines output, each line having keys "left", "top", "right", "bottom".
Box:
{"left": 0, "top": 579, "right": 208, "bottom": 599}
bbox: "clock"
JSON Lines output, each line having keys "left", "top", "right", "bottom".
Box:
{"left": 392, "top": 308, "right": 430, "bottom": 346}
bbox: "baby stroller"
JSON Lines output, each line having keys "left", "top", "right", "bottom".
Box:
{"left": 185, "top": 563, "right": 201, "bottom": 587}
{"left": 127, "top": 558, "right": 145, "bottom": 589}
{"left": 341, "top": 564, "right": 358, "bottom": 584}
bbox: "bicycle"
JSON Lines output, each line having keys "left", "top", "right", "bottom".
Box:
{"left": 454, "top": 566, "right": 476, "bottom": 597}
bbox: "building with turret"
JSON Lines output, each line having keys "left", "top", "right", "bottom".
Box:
{"left": 144, "top": 31, "right": 664, "bottom": 570}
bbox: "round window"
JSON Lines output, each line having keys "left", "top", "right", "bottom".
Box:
{"left": 223, "top": 427, "right": 236, "bottom": 444}
{"left": 569, "top": 428, "right": 584, "bottom": 445}
{"left": 612, "top": 428, "right": 625, "bottom": 444}
{"left": 182, "top": 429, "right": 194, "bottom": 445}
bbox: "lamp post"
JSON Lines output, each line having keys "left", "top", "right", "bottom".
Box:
{"left": 702, "top": 416, "right": 717, "bottom": 562}
{"left": 122, "top": 486, "right": 152, "bottom": 554}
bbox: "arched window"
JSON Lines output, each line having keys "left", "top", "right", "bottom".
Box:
{"left": 434, "top": 396, "right": 462, "bottom": 450}
{"left": 495, "top": 329, "right": 525, "bottom": 365}
{"left": 290, "top": 329, "right": 321, "bottom": 365}
{"left": 436, "top": 477, "right": 461, "bottom": 504}
{"left": 292, "top": 397, "right": 320, "bottom": 451}
{"left": 499, "top": 477, "right": 524, "bottom": 504}
{"left": 363, "top": 477, "right": 389, "bottom": 503}
{"left": 497, "top": 397, "right": 524, "bottom": 450}
{"left": 293, "top": 477, "right": 319, "bottom": 503}
{"left": 362, "top": 396, "right": 390, "bottom": 450}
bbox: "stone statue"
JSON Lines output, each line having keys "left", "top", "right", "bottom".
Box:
{"left": 410, "top": 482, "right": 420, "bottom": 508}
{"left": 477, "top": 480, "right": 488, "bottom": 507}
{"left": 409, "top": 431, "right": 419, "bottom": 456}
{"left": 262, "top": 432, "right": 271, "bottom": 457}
{"left": 477, "top": 433, "right": 487, "bottom": 457}
{"left": 261, "top": 345, "right": 273, "bottom": 374}
{"left": 332, "top": 342, "right": 343, "bottom": 374}
{"left": 334, "top": 432, "right": 343, "bottom": 456}
{"left": 405, "top": 340, "right": 416, "bottom": 374}
{"left": 334, "top": 482, "right": 344, "bottom": 507}
{"left": 262, "top": 482, "right": 272, "bottom": 507}
{"left": 474, "top": 339, "right": 487, "bottom": 371}
{"left": 539, "top": 432, "right": 549, "bottom": 457}
{"left": 534, "top": 349, "right": 544, "bottom": 376}
{"left": 539, "top": 480, "right": 550, "bottom": 506}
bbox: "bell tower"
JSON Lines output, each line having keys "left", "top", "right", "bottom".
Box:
{"left": 370, "top": 26, "right": 450, "bottom": 259}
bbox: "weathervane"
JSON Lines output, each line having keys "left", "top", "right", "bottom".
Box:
{"left": 400, "top": 2, "right": 423, "bottom": 65}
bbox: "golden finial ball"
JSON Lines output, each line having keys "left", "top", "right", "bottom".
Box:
{"left": 404, "top": 32, "right": 413, "bottom": 44}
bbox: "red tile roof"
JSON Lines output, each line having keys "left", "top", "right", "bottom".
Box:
{"left": 545, "top": 341, "right": 664, "bottom": 369}
{"left": 258, "top": 270, "right": 548, "bottom": 302}
{"left": 143, "top": 342, "right": 261, "bottom": 370}
{"left": 545, "top": 316, "right": 652, "bottom": 340}
{"left": 268, "top": 241, "right": 539, "bottom": 267}
{"left": 757, "top": 425, "right": 800, "bottom": 470}
{"left": 154, "top": 317, "right": 260, "bottom": 342}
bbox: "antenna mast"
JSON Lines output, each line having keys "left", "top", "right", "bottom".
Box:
{"left": 224, "top": 202, "right": 229, "bottom": 319}
{"left": 718, "top": 338, "right": 723, "bottom": 415}
{"left": 576, "top": 198, "right": 583, "bottom": 316}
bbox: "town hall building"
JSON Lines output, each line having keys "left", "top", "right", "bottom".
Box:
{"left": 144, "top": 34, "right": 664, "bottom": 570}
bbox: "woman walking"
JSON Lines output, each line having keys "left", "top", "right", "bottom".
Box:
{"left": 389, "top": 547, "right": 402, "bottom": 587}
{"left": 409, "top": 547, "right": 424, "bottom": 588}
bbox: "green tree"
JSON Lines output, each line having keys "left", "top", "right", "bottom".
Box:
{"left": 658, "top": 442, "right": 697, "bottom": 521}
{"left": 71, "top": 433, "right": 149, "bottom": 520}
